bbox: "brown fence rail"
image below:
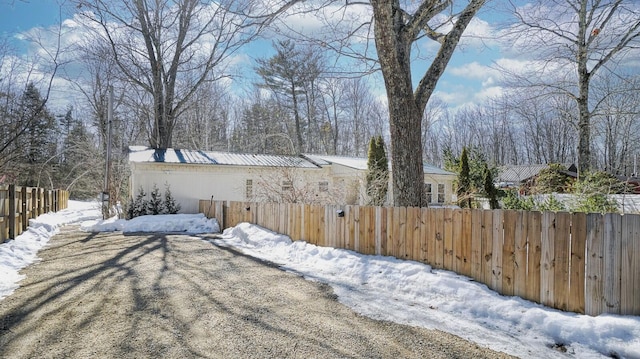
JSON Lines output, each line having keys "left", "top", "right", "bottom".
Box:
{"left": 0, "top": 185, "right": 69, "bottom": 243}
{"left": 200, "top": 199, "right": 640, "bottom": 317}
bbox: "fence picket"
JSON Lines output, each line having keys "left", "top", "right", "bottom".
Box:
{"left": 470, "top": 209, "right": 483, "bottom": 282}
{"left": 444, "top": 208, "right": 454, "bottom": 270}
{"left": 526, "top": 211, "right": 542, "bottom": 304}
{"left": 491, "top": 210, "right": 503, "bottom": 292}
{"left": 603, "top": 213, "right": 622, "bottom": 314}
{"left": 502, "top": 210, "right": 517, "bottom": 296}
{"left": 540, "top": 212, "right": 556, "bottom": 307}
{"left": 570, "top": 213, "right": 586, "bottom": 314}
{"left": 554, "top": 212, "right": 572, "bottom": 311}
{"left": 513, "top": 210, "right": 528, "bottom": 299}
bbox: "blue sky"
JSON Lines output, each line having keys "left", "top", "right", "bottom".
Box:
{"left": 0, "top": 1, "right": 67, "bottom": 34}
{"left": 0, "top": 0, "right": 501, "bottom": 111}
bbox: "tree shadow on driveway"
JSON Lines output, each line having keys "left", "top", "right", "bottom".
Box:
{"left": 0, "top": 225, "right": 513, "bottom": 359}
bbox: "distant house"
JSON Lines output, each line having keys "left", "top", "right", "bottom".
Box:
{"left": 129, "top": 146, "right": 456, "bottom": 213}
{"left": 304, "top": 154, "right": 456, "bottom": 206}
{"left": 496, "top": 163, "right": 577, "bottom": 192}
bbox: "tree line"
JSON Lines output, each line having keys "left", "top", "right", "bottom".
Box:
{"left": 0, "top": 0, "right": 637, "bottom": 208}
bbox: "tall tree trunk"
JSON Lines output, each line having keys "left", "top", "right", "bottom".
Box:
{"left": 372, "top": 1, "right": 425, "bottom": 207}
{"left": 576, "top": 0, "right": 591, "bottom": 176}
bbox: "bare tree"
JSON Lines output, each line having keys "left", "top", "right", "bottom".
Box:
{"left": 76, "top": 0, "right": 283, "bottom": 149}
{"left": 504, "top": 0, "right": 640, "bottom": 174}
{"left": 0, "top": 10, "right": 66, "bottom": 179}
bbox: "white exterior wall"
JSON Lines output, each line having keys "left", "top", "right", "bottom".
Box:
{"left": 130, "top": 160, "right": 456, "bottom": 213}
{"left": 130, "top": 162, "right": 336, "bottom": 213}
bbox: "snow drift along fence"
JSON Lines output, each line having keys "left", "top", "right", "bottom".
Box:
{"left": 0, "top": 185, "right": 69, "bottom": 242}
{"left": 199, "top": 200, "right": 640, "bottom": 317}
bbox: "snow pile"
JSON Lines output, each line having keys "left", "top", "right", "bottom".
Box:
{"left": 81, "top": 213, "right": 220, "bottom": 234}
{"left": 214, "top": 222, "right": 640, "bottom": 359}
{"left": 0, "top": 201, "right": 101, "bottom": 300}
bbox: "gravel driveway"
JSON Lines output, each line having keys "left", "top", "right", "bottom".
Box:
{"left": 0, "top": 225, "right": 515, "bottom": 359}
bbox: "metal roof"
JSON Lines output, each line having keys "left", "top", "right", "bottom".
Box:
{"left": 303, "top": 154, "right": 455, "bottom": 176}
{"left": 496, "top": 164, "right": 575, "bottom": 183}
{"left": 129, "top": 147, "right": 319, "bottom": 168}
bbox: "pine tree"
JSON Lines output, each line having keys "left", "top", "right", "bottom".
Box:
{"left": 163, "top": 183, "right": 181, "bottom": 214}
{"left": 128, "top": 187, "right": 149, "bottom": 219}
{"left": 457, "top": 147, "right": 472, "bottom": 208}
{"left": 147, "top": 184, "right": 164, "bottom": 215}
{"left": 483, "top": 164, "right": 499, "bottom": 209}
{"left": 366, "top": 136, "right": 389, "bottom": 206}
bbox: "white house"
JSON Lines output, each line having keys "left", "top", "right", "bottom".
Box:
{"left": 128, "top": 146, "right": 456, "bottom": 213}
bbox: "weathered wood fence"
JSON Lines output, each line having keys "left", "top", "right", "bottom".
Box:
{"left": 0, "top": 185, "right": 69, "bottom": 242}
{"left": 199, "top": 200, "right": 640, "bottom": 317}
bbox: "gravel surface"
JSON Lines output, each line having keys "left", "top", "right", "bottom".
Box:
{"left": 0, "top": 225, "right": 516, "bottom": 359}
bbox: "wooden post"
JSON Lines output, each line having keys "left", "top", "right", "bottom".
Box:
{"left": 526, "top": 211, "right": 542, "bottom": 304}
{"left": 8, "top": 184, "right": 15, "bottom": 240}
{"left": 491, "top": 210, "right": 503, "bottom": 292}
{"left": 540, "top": 211, "right": 556, "bottom": 307}
{"left": 603, "top": 213, "right": 622, "bottom": 314}
{"left": 513, "top": 210, "right": 528, "bottom": 299}
{"left": 502, "top": 210, "right": 517, "bottom": 296}
{"left": 585, "top": 213, "right": 605, "bottom": 316}
{"left": 21, "top": 187, "right": 28, "bottom": 231}
{"left": 553, "top": 212, "right": 571, "bottom": 311}
{"left": 570, "top": 212, "right": 587, "bottom": 314}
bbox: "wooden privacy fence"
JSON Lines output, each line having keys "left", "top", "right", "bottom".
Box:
{"left": 199, "top": 200, "right": 640, "bottom": 317}
{"left": 0, "top": 185, "right": 69, "bottom": 242}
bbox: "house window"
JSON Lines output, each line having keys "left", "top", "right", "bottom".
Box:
{"left": 245, "top": 179, "right": 253, "bottom": 199}
{"left": 282, "top": 180, "right": 293, "bottom": 191}
{"left": 319, "top": 181, "right": 329, "bottom": 192}
{"left": 437, "top": 183, "right": 445, "bottom": 203}
{"left": 424, "top": 183, "right": 433, "bottom": 203}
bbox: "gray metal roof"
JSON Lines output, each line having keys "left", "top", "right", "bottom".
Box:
{"left": 496, "top": 164, "right": 575, "bottom": 183}
{"left": 303, "top": 154, "right": 455, "bottom": 176}
{"left": 129, "top": 146, "right": 319, "bottom": 168}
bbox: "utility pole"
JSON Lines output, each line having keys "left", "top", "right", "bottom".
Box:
{"left": 102, "top": 86, "right": 113, "bottom": 219}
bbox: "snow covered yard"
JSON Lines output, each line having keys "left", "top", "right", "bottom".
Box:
{"left": 1, "top": 201, "right": 638, "bottom": 359}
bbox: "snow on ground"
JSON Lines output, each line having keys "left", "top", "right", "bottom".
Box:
{"left": 0, "top": 201, "right": 101, "bottom": 300}
{"left": 1, "top": 201, "right": 638, "bottom": 359}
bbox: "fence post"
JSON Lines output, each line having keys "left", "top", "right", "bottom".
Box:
{"left": 21, "top": 187, "right": 28, "bottom": 231}
{"left": 8, "top": 184, "right": 15, "bottom": 240}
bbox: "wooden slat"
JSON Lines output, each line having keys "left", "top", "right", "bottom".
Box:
{"left": 554, "top": 212, "right": 571, "bottom": 311}
{"left": 603, "top": 213, "right": 622, "bottom": 314}
{"left": 513, "top": 210, "right": 528, "bottom": 299}
{"left": 540, "top": 211, "right": 556, "bottom": 307}
{"left": 425, "top": 208, "right": 437, "bottom": 266}
{"left": 502, "top": 210, "right": 516, "bottom": 296}
{"left": 434, "top": 209, "right": 445, "bottom": 269}
{"left": 585, "top": 213, "right": 604, "bottom": 316}
{"left": 317, "top": 204, "right": 326, "bottom": 248}
{"left": 461, "top": 209, "right": 472, "bottom": 277}
{"left": 346, "top": 205, "right": 356, "bottom": 250}
{"left": 396, "top": 207, "right": 407, "bottom": 259}
{"left": 375, "top": 207, "right": 384, "bottom": 255}
{"left": 525, "top": 211, "right": 542, "bottom": 304}
{"left": 443, "top": 208, "right": 454, "bottom": 270}
{"left": 632, "top": 214, "right": 640, "bottom": 315}
{"left": 408, "top": 207, "right": 421, "bottom": 261}
{"left": 570, "top": 212, "right": 586, "bottom": 314}
{"left": 620, "top": 214, "right": 638, "bottom": 315}
{"left": 452, "top": 209, "right": 463, "bottom": 273}
{"left": 481, "top": 210, "right": 494, "bottom": 286}
{"left": 364, "top": 206, "right": 376, "bottom": 255}
{"left": 384, "top": 207, "right": 397, "bottom": 256}
{"left": 491, "top": 210, "right": 503, "bottom": 292}
{"left": 470, "top": 209, "right": 483, "bottom": 282}
{"left": 419, "top": 208, "right": 429, "bottom": 263}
